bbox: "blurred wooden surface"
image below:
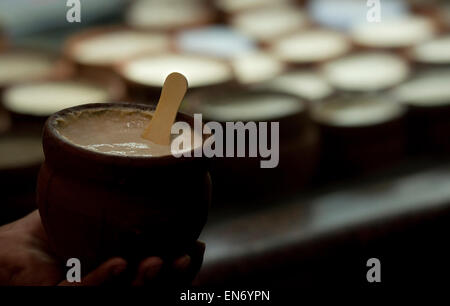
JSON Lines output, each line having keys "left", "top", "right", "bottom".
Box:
{"left": 196, "top": 158, "right": 450, "bottom": 286}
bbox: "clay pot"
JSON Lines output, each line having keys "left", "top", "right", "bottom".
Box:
{"left": 268, "top": 28, "right": 353, "bottom": 69}
{"left": 406, "top": 34, "right": 450, "bottom": 70}
{"left": 0, "top": 130, "right": 43, "bottom": 225}
{"left": 174, "top": 25, "right": 256, "bottom": 59}
{"left": 125, "top": 0, "right": 217, "bottom": 33}
{"left": 0, "top": 49, "right": 74, "bottom": 134}
{"left": 215, "top": 0, "right": 295, "bottom": 14}
{"left": 229, "top": 5, "right": 310, "bottom": 48}
{"left": 63, "top": 25, "right": 173, "bottom": 76}
{"left": 117, "top": 53, "right": 236, "bottom": 104}
{"left": 320, "top": 52, "right": 411, "bottom": 94}
{"left": 230, "top": 51, "right": 286, "bottom": 86}
{"left": 390, "top": 69, "right": 450, "bottom": 154}
{"left": 256, "top": 70, "right": 335, "bottom": 102}
{"left": 182, "top": 88, "right": 319, "bottom": 202}
{"left": 2, "top": 71, "right": 125, "bottom": 132}
{"left": 215, "top": 0, "right": 298, "bottom": 22}
{"left": 349, "top": 15, "right": 438, "bottom": 54}
{"left": 0, "top": 49, "right": 73, "bottom": 98}
{"left": 173, "top": 26, "right": 285, "bottom": 85}
{"left": 311, "top": 93, "right": 407, "bottom": 180}
{"left": 37, "top": 103, "right": 211, "bottom": 272}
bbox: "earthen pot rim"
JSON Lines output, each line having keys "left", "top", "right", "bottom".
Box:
{"left": 115, "top": 52, "right": 235, "bottom": 89}
{"left": 4, "top": 72, "right": 125, "bottom": 121}
{"left": 0, "top": 48, "right": 75, "bottom": 91}
{"left": 184, "top": 87, "right": 309, "bottom": 123}
{"left": 43, "top": 102, "right": 204, "bottom": 169}
{"left": 63, "top": 24, "right": 172, "bottom": 69}
{"left": 310, "top": 92, "right": 407, "bottom": 129}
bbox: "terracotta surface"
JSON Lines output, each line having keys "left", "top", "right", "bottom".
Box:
{"left": 37, "top": 103, "right": 211, "bottom": 272}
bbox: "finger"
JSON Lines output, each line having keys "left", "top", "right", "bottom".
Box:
{"left": 59, "top": 258, "right": 127, "bottom": 286}
{"left": 159, "top": 254, "right": 190, "bottom": 286}
{"left": 187, "top": 241, "right": 206, "bottom": 282}
{"left": 180, "top": 241, "right": 206, "bottom": 284}
{"left": 166, "top": 241, "right": 206, "bottom": 285}
{"left": 173, "top": 255, "right": 191, "bottom": 273}
{"left": 132, "top": 257, "right": 163, "bottom": 286}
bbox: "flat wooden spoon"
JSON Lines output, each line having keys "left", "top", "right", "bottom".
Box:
{"left": 141, "top": 72, "right": 188, "bottom": 146}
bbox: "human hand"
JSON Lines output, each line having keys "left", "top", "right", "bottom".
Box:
{"left": 0, "top": 210, "right": 205, "bottom": 286}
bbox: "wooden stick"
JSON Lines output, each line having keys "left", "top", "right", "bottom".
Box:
{"left": 141, "top": 72, "right": 188, "bottom": 146}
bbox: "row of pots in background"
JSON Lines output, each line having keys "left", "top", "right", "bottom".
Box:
{"left": 180, "top": 80, "right": 450, "bottom": 203}
{"left": 1, "top": 3, "right": 450, "bottom": 214}
{"left": 123, "top": 0, "right": 307, "bottom": 35}
{"left": 0, "top": 56, "right": 449, "bottom": 208}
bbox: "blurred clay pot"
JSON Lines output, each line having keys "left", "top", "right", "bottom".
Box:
{"left": 406, "top": 34, "right": 450, "bottom": 70}
{"left": 229, "top": 51, "right": 286, "bottom": 86}
{"left": 229, "top": 5, "right": 309, "bottom": 48}
{"left": 37, "top": 103, "right": 211, "bottom": 272}
{"left": 268, "top": 28, "right": 352, "bottom": 69}
{"left": 183, "top": 88, "right": 319, "bottom": 202}
{"left": 215, "top": 0, "right": 297, "bottom": 22}
{"left": 320, "top": 52, "right": 411, "bottom": 94}
{"left": 117, "top": 53, "right": 236, "bottom": 104}
{"left": 0, "top": 49, "right": 73, "bottom": 100}
{"left": 391, "top": 69, "right": 450, "bottom": 154}
{"left": 349, "top": 15, "right": 437, "bottom": 54}
{"left": 311, "top": 93, "right": 407, "bottom": 180}
{"left": 63, "top": 25, "right": 173, "bottom": 76}
{"left": 257, "top": 70, "right": 335, "bottom": 103}
{"left": 125, "top": 0, "right": 217, "bottom": 33}
{"left": 2, "top": 71, "right": 125, "bottom": 131}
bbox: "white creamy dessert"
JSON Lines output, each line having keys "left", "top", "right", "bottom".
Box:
{"left": 391, "top": 71, "right": 450, "bottom": 107}
{"left": 312, "top": 96, "right": 405, "bottom": 127}
{"left": 263, "top": 71, "right": 334, "bottom": 101}
{"left": 271, "top": 29, "right": 351, "bottom": 64}
{"left": 200, "top": 93, "right": 303, "bottom": 122}
{"left": 231, "top": 51, "right": 285, "bottom": 85}
{"left": 126, "top": 0, "right": 213, "bottom": 30}
{"left": 216, "top": 0, "right": 294, "bottom": 13}
{"left": 122, "top": 54, "right": 233, "bottom": 88}
{"left": 0, "top": 51, "right": 56, "bottom": 86}
{"left": 0, "top": 136, "right": 43, "bottom": 169}
{"left": 308, "top": 0, "right": 408, "bottom": 30}
{"left": 321, "top": 52, "right": 410, "bottom": 92}
{"left": 410, "top": 35, "right": 450, "bottom": 65}
{"left": 56, "top": 108, "right": 199, "bottom": 157}
{"left": 351, "top": 16, "right": 435, "bottom": 49}
{"left": 3, "top": 80, "right": 110, "bottom": 116}
{"left": 176, "top": 26, "right": 256, "bottom": 59}
{"left": 71, "top": 30, "right": 171, "bottom": 66}
{"left": 231, "top": 6, "right": 308, "bottom": 43}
